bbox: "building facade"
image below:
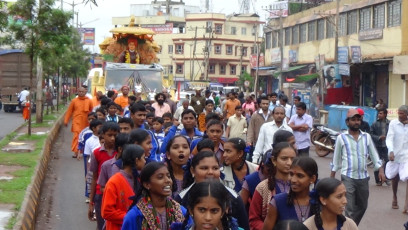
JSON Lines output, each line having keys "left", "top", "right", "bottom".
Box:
{"left": 264, "top": 0, "right": 407, "bottom": 108}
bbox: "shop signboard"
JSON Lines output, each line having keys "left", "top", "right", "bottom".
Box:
{"left": 267, "top": 1, "right": 289, "bottom": 19}
{"left": 350, "top": 46, "right": 362, "bottom": 63}
{"left": 250, "top": 53, "right": 265, "bottom": 68}
{"left": 78, "top": 28, "right": 95, "bottom": 45}
{"left": 271, "top": 48, "right": 281, "bottom": 63}
{"left": 359, "top": 28, "right": 383, "bottom": 41}
{"left": 323, "top": 65, "right": 341, "bottom": 89}
{"left": 289, "top": 50, "right": 297, "bottom": 63}
{"left": 338, "top": 64, "right": 350, "bottom": 76}
{"left": 142, "top": 23, "right": 173, "bottom": 34}
{"left": 337, "top": 46, "right": 349, "bottom": 64}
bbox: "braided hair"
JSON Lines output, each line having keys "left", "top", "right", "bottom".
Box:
{"left": 225, "top": 138, "right": 246, "bottom": 170}
{"left": 165, "top": 135, "right": 190, "bottom": 193}
{"left": 312, "top": 178, "right": 346, "bottom": 229}
{"left": 266, "top": 142, "right": 295, "bottom": 192}
{"left": 287, "top": 157, "right": 318, "bottom": 206}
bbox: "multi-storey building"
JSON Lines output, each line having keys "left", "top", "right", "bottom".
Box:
{"left": 112, "top": 3, "right": 262, "bottom": 89}
{"left": 264, "top": 0, "right": 407, "bottom": 108}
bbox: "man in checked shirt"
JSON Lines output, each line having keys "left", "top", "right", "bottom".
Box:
{"left": 330, "top": 108, "right": 385, "bottom": 226}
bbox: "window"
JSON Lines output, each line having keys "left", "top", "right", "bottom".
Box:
{"left": 347, "top": 11, "right": 358, "bottom": 35}
{"left": 214, "top": 44, "right": 222, "bottom": 54}
{"left": 175, "top": 44, "right": 184, "bottom": 54}
{"left": 266, "top": 32, "right": 272, "bottom": 49}
{"left": 168, "top": 65, "right": 173, "bottom": 75}
{"left": 292, "top": 25, "right": 299, "bottom": 45}
{"left": 242, "top": 47, "right": 248, "bottom": 57}
{"left": 360, "top": 7, "right": 371, "bottom": 31}
{"left": 251, "top": 26, "right": 256, "bottom": 36}
{"left": 300, "top": 23, "right": 307, "bottom": 43}
{"left": 206, "top": 21, "right": 212, "bottom": 32}
{"left": 308, "top": 21, "right": 316, "bottom": 41}
{"left": 176, "top": 64, "right": 183, "bottom": 74}
{"left": 158, "top": 45, "right": 162, "bottom": 54}
{"left": 272, "top": 31, "right": 278, "bottom": 48}
{"left": 339, "top": 14, "right": 347, "bottom": 36}
{"left": 373, "top": 4, "right": 385, "bottom": 28}
{"left": 209, "top": 64, "right": 215, "bottom": 74}
{"left": 215, "top": 24, "right": 223, "bottom": 34}
{"left": 230, "top": 65, "right": 236, "bottom": 75}
{"left": 168, "top": 45, "right": 173, "bottom": 54}
{"left": 317, "top": 19, "right": 325, "bottom": 40}
{"left": 241, "top": 27, "right": 247, "bottom": 35}
{"left": 231, "top": 27, "right": 237, "bottom": 35}
{"left": 220, "top": 65, "right": 226, "bottom": 75}
{"left": 226, "top": 45, "right": 233, "bottom": 55}
{"left": 241, "top": 65, "right": 247, "bottom": 74}
{"left": 326, "top": 17, "right": 335, "bottom": 38}
{"left": 285, "top": 28, "right": 291, "bottom": 46}
{"left": 388, "top": 0, "right": 401, "bottom": 27}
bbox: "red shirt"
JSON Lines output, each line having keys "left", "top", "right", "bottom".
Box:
{"left": 90, "top": 145, "right": 117, "bottom": 195}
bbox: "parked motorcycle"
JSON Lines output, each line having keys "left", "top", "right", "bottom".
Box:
{"left": 311, "top": 125, "right": 340, "bottom": 157}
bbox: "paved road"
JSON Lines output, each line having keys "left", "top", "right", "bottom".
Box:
{"left": 0, "top": 110, "right": 25, "bottom": 140}
{"left": 35, "top": 126, "right": 408, "bottom": 230}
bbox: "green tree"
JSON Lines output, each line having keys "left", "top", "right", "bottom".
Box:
{"left": 237, "top": 72, "right": 254, "bottom": 92}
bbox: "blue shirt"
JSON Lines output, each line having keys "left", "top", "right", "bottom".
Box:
{"left": 160, "top": 125, "right": 203, "bottom": 153}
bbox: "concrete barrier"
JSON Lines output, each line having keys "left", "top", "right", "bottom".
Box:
{"left": 13, "top": 113, "right": 65, "bottom": 230}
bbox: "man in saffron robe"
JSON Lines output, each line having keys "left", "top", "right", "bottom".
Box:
{"left": 114, "top": 86, "right": 130, "bottom": 111}
{"left": 64, "top": 87, "right": 94, "bottom": 158}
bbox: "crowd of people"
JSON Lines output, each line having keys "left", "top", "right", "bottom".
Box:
{"left": 62, "top": 86, "right": 405, "bottom": 230}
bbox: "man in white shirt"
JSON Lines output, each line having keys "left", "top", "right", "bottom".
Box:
{"left": 18, "top": 87, "right": 30, "bottom": 106}
{"left": 289, "top": 102, "right": 313, "bottom": 156}
{"left": 252, "top": 106, "right": 293, "bottom": 164}
{"left": 289, "top": 96, "right": 301, "bottom": 119}
{"left": 279, "top": 95, "right": 292, "bottom": 121}
{"left": 386, "top": 105, "right": 408, "bottom": 211}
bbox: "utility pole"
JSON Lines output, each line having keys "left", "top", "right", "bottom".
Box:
{"left": 334, "top": 0, "right": 340, "bottom": 63}
{"left": 204, "top": 30, "right": 213, "bottom": 81}
{"left": 240, "top": 44, "right": 244, "bottom": 78}
{"left": 279, "top": 13, "right": 284, "bottom": 91}
{"left": 191, "top": 26, "right": 197, "bottom": 81}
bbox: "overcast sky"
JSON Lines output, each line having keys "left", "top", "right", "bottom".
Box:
{"left": 62, "top": 0, "right": 277, "bottom": 52}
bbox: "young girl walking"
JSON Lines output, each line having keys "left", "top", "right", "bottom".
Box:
{"left": 262, "top": 157, "right": 318, "bottom": 230}
{"left": 165, "top": 135, "right": 190, "bottom": 198}
{"left": 304, "top": 177, "right": 358, "bottom": 230}
{"left": 249, "top": 142, "right": 295, "bottom": 230}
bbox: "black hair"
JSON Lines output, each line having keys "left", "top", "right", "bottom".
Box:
{"left": 129, "top": 128, "right": 150, "bottom": 144}
{"left": 205, "top": 99, "right": 214, "bottom": 105}
{"left": 280, "top": 95, "right": 288, "bottom": 103}
{"left": 146, "top": 106, "right": 155, "bottom": 113}
{"left": 273, "top": 220, "right": 308, "bottom": 230}
{"left": 287, "top": 157, "right": 318, "bottom": 206}
{"left": 107, "top": 101, "right": 119, "bottom": 109}
{"left": 154, "top": 92, "right": 166, "bottom": 101}
{"left": 181, "top": 109, "right": 197, "bottom": 119}
{"left": 89, "top": 119, "right": 103, "bottom": 131}
{"left": 313, "top": 178, "right": 346, "bottom": 229}
{"left": 118, "top": 117, "right": 134, "bottom": 128}
{"left": 163, "top": 122, "right": 173, "bottom": 129}
{"left": 100, "top": 97, "right": 112, "bottom": 107}
{"left": 115, "top": 133, "right": 129, "bottom": 153}
{"left": 205, "top": 112, "right": 221, "bottom": 123}
{"left": 296, "top": 102, "right": 307, "bottom": 110}
{"left": 206, "top": 119, "right": 223, "bottom": 130}
{"left": 294, "top": 96, "right": 301, "bottom": 101}
{"left": 138, "top": 162, "right": 168, "bottom": 200}
{"left": 272, "top": 106, "right": 286, "bottom": 114}
{"left": 146, "top": 112, "right": 155, "bottom": 118}
{"left": 378, "top": 107, "right": 388, "bottom": 116}
{"left": 95, "top": 107, "right": 107, "bottom": 116}
{"left": 235, "top": 105, "right": 242, "bottom": 110}
{"left": 162, "top": 112, "right": 173, "bottom": 120}
{"left": 122, "top": 144, "right": 145, "bottom": 167}
{"left": 128, "top": 95, "right": 137, "bottom": 102}
{"left": 266, "top": 142, "right": 295, "bottom": 192}
{"left": 260, "top": 96, "right": 269, "bottom": 102}
{"left": 197, "top": 138, "right": 215, "bottom": 152}
{"left": 101, "top": 121, "right": 120, "bottom": 134}
{"left": 130, "top": 102, "right": 146, "bottom": 114}
{"left": 107, "top": 90, "right": 115, "bottom": 98}
{"left": 88, "top": 112, "right": 97, "bottom": 118}
{"left": 269, "top": 92, "right": 278, "bottom": 97}
{"left": 273, "top": 130, "right": 294, "bottom": 147}
{"left": 184, "top": 181, "right": 232, "bottom": 230}
{"left": 225, "top": 138, "right": 246, "bottom": 170}
{"left": 165, "top": 135, "right": 190, "bottom": 193}
{"left": 152, "top": 117, "right": 164, "bottom": 124}
{"left": 183, "top": 151, "right": 220, "bottom": 189}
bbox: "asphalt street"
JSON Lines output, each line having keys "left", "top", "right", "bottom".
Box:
{"left": 0, "top": 109, "right": 25, "bottom": 140}
{"left": 35, "top": 125, "right": 408, "bottom": 230}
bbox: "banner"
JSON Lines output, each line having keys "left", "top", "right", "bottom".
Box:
{"left": 289, "top": 50, "right": 297, "bottom": 63}
{"left": 338, "top": 64, "right": 350, "bottom": 76}
{"left": 78, "top": 28, "right": 95, "bottom": 45}
{"left": 338, "top": 46, "right": 349, "bottom": 64}
{"left": 323, "top": 65, "right": 342, "bottom": 89}
{"left": 271, "top": 48, "right": 281, "bottom": 63}
{"left": 249, "top": 53, "right": 265, "bottom": 68}
{"left": 350, "top": 46, "right": 362, "bottom": 63}
{"left": 142, "top": 23, "right": 173, "bottom": 34}
{"left": 267, "top": 1, "right": 289, "bottom": 19}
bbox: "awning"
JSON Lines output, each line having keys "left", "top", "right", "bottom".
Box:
{"left": 285, "top": 73, "right": 319, "bottom": 83}
{"left": 273, "top": 65, "right": 307, "bottom": 78}
{"left": 210, "top": 77, "right": 238, "bottom": 84}
{"left": 251, "top": 66, "right": 278, "bottom": 70}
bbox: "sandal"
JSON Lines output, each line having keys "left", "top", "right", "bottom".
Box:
{"left": 392, "top": 201, "right": 399, "bottom": 209}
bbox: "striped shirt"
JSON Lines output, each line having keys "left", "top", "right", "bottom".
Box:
{"left": 331, "top": 130, "right": 382, "bottom": 179}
